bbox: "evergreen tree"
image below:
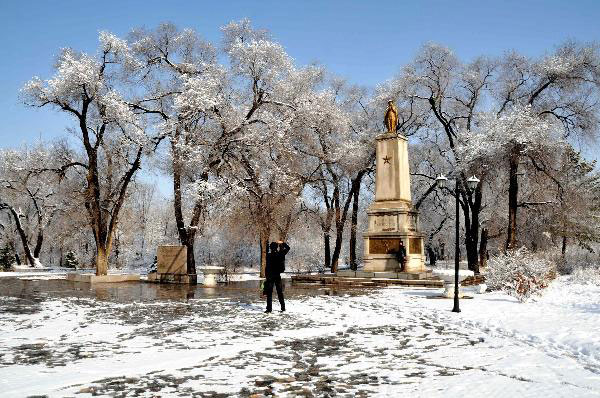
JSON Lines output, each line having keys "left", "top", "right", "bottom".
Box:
{"left": 0, "top": 243, "right": 14, "bottom": 271}
{"left": 63, "top": 251, "right": 78, "bottom": 269}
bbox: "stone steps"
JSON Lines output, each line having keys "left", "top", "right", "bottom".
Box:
{"left": 291, "top": 274, "right": 443, "bottom": 288}
{"left": 336, "top": 270, "right": 433, "bottom": 280}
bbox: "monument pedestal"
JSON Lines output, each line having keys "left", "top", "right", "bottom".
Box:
{"left": 363, "top": 133, "right": 425, "bottom": 273}
{"left": 148, "top": 245, "right": 198, "bottom": 285}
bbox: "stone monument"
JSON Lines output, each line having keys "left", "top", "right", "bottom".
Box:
{"left": 147, "top": 245, "right": 197, "bottom": 284}
{"left": 362, "top": 101, "right": 426, "bottom": 272}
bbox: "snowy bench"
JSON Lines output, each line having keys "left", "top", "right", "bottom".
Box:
{"left": 197, "top": 266, "right": 224, "bottom": 287}
{"left": 432, "top": 269, "right": 474, "bottom": 298}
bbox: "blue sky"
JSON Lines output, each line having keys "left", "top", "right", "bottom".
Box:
{"left": 1, "top": 0, "right": 599, "bottom": 161}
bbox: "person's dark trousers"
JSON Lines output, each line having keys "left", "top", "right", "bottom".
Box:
{"left": 265, "top": 275, "right": 285, "bottom": 312}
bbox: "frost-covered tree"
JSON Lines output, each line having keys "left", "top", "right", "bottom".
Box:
{"left": 125, "top": 20, "right": 310, "bottom": 275}
{"left": 297, "top": 80, "right": 376, "bottom": 272}
{"left": 0, "top": 142, "right": 66, "bottom": 267}
{"left": 386, "top": 41, "right": 600, "bottom": 270}
{"left": 530, "top": 148, "right": 600, "bottom": 254}
{"left": 123, "top": 22, "right": 218, "bottom": 275}
{"left": 383, "top": 44, "right": 496, "bottom": 271}
{"left": 461, "top": 105, "right": 564, "bottom": 250}
{"left": 127, "top": 20, "right": 352, "bottom": 276}
{"left": 462, "top": 42, "right": 600, "bottom": 250}
{"left": 22, "top": 33, "right": 152, "bottom": 275}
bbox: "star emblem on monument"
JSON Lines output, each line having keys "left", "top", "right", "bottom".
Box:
{"left": 383, "top": 155, "right": 392, "bottom": 164}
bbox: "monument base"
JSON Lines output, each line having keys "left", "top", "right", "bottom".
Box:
{"left": 292, "top": 271, "right": 442, "bottom": 288}
{"left": 337, "top": 270, "right": 433, "bottom": 280}
{"left": 147, "top": 272, "right": 197, "bottom": 284}
{"left": 362, "top": 254, "right": 425, "bottom": 272}
{"left": 363, "top": 224, "right": 426, "bottom": 273}
{"left": 361, "top": 130, "right": 426, "bottom": 273}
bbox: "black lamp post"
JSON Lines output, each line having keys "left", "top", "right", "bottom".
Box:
{"left": 435, "top": 174, "right": 480, "bottom": 313}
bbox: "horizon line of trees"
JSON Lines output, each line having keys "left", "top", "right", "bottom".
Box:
{"left": 1, "top": 20, "right": 599, "bottom": 276}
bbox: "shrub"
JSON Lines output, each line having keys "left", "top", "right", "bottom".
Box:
{"left": 556, "top": 249, "right": 600, "bottom": 274}
{"left": 486, "top": 248, "right": 556, "bottom": 302}
{"left": 0, "top": 243, "right": 14, "bottom": 271}
{"left": 568, "top": 265, "right": 600, "bottom": 286}
{"left": 63, "top": 251, "right": 79, "bottom": 269}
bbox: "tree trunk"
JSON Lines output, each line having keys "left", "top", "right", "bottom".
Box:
{"left": 330, "top": 171, "right": 365, "bottom": 272}
{"left": 185, "top": 210, "right": 200, "bottom": 276}
{"left": 171, "top": 133, "right": 191, "bottom": 270}
{"left": 331, "top": 228, "right": 343, "bottom": 273}
{"left": 4, "top": 205, "right": 36, "bottom": 266}
{"left": 506, "top": 149, "right": 519, "bottom": 250}
{"left": 33, "top": 227, "right": 43, "bottom": 259}
{"left": 171, "top": 132, "right": 199, "bottom": 277}
{"left": 186, "top": 240, "right": 197, "bottom": 275}
{"left": 561, "top": 236, "right": 567, "bottom": 256}
{"left": 114, "top": 235, "right": 120, "bottom": 266}
{"left": 458, "top": 177, "right": 483, "bottom": 273}
{"left": 96, "top": 245, "right": 109, "bottom": 276}
{"left": 259, "top": 227, "right": 270, "bottom": 278}
{"left": 349, "top": 181, "right": 361, "bottom": 270}
{"left": 323, "top": 232, "right": 331, "bottom": 270}
{"left": 478, "top": 227, "right": 488, "bottom": 272}
{"left": 464, "top": 206, "right": 479, "bottom": 273}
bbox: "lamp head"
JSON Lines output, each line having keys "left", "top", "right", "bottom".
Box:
{"left": 467, "top": 175, "right": 480, "bottom": 192}
{"left": 435, "top": 174, "right": 448, "bottom": 189}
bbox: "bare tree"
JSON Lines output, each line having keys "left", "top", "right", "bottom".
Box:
{"left": 22, "top": 34, "right": 151, "bottom": 275}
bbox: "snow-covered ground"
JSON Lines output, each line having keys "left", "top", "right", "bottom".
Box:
{"left": 0, "top": 276, "right": 598, "bottom": 397}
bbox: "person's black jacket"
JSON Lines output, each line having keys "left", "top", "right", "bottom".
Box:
{"left": 396, "top": 245, "right": 407, "bottom": 263}
{"left": 265, "top": 242, "right": 290, "bottom": 279}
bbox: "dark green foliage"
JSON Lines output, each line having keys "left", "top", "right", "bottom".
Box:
{"left": 63, "top": 251, "right": 78, "bottom": 269}
{"left": 0, "top": 243, "right": 14, "bottom": 271}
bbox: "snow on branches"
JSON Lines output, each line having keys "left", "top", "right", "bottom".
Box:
{"left": 22, "top": 49, "right": 100, "bottom": 106}
{"left": 460, "top": 105, "right": 562, "bottom": 167}
{"left": 228, "top": 39, "right": 294, "bottom": 87}
{"left": 174, "top": 65, "right": 226, "bottom": 119}
{"left": 21, "top": 31, "right": 153, "bottom": 275}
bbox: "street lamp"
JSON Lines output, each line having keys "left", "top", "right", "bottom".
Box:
{"left": 435, "top": 174, "right": 480, "bottom": 313}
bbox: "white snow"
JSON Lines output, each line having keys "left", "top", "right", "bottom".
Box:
{"left": 0, "top": 276, "right": 598, "bottom": 397}
{"left": 0, "top": 269, "right": 68, "bottom": 279}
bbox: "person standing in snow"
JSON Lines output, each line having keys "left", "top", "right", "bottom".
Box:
{"left": 264, "top": 240, "right": 289, "bottom": 313}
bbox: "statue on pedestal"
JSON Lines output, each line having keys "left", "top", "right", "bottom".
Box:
{"left": 384, "top": 100, "right": 398, "bottom": 133}
{"left": 361, "top": 102, "right": 426, "bottom": 273}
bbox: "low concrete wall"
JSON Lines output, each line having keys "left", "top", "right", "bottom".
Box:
{"left": 66, "top": 273, "right": 140, "bottom": 283}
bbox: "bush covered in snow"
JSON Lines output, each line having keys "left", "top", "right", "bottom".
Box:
{"left": 486, "top": 248, "right": 556, "bottom": 302}
{"left": 553, "top": 249, "right": 600, "bottom": 286}
{"left": 558, "top": 250, "right": 591, "bottom": 274}
{"left": 567, "top": 265, "right": 600, "bottom": 286}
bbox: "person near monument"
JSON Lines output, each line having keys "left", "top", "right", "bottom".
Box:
{"left": 384, "top": 100, "right": 398, "bottom": 133}
{"left": 396, "top": 240, "right": 407, "bottom": 271}
{"left": 427, "top": 245, "right": 437, "bottom": 266}
{"left": 264, "top": 240, "right": 290, "bottom": 313}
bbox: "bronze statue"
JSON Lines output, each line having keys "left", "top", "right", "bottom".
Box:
{"left": 384, "top": 100, "right": 398, "bottom": 133}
